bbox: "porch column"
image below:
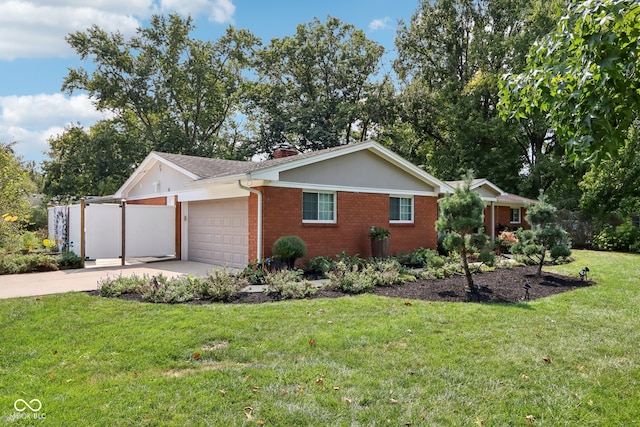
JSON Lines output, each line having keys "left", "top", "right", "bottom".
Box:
{"left": 491, "top": 201, "right": 495, "bottom": 242}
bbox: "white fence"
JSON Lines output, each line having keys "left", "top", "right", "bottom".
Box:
{"left": 48, "top": 202, "right": 176, "bottom": 261}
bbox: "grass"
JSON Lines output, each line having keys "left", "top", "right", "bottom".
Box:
{"left": 1, "top": 250, "right": 639, "bottom": 425}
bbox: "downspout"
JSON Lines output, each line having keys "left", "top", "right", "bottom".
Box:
{"left": 238, "top": 180, "right": 263, "bottom": 261}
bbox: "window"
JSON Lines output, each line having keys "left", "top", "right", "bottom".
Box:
{"left": 510, "top": 207, "right": 521, "bottom": 223}
{"left": 390, "top": 196, "right": 413, "bottom": 222}
{"left": 303, "top": 192, "right": 335, "bottom": 222}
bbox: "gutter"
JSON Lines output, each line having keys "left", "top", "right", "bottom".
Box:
{"left": 238, "top": 180, "right": 263, "bottom": 261}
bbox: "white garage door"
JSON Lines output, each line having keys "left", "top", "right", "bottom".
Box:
{"left": 188, "top": 198, "right": 248, "bottom": 268}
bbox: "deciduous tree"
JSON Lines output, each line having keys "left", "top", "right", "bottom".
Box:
{"left": 63, "top": 14, "right": 259, "bottom": 158}
{"left": 499, "top": 0, "right": 640, "bottom": 162}
{"left": 250, "top": 16, "right": 386, "bottom": 154}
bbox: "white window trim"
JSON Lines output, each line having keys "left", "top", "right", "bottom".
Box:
{"left": 390, "top": 195, "right": 414, "bottom": 224}
{"left": 302, "top": 190, "right": 337, "bottom": 224}
{"left": 510, "top": 207, "right": 521, "bottom": 224}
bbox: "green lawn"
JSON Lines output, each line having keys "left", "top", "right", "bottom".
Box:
{"left": 1, "top": 250, "right": 639, "bottom": 426}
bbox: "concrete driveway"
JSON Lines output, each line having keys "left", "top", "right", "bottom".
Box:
{"left": 0, "top": 260, "right": 226, "bottom": 299}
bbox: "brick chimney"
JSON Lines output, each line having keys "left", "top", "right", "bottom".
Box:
{"left": 273, "top": 144, "right": 298, "bottom": 159}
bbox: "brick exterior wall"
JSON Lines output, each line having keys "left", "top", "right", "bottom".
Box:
{"left": 484, "top": 205, "right": 530, "bottom": 236}
{"left": 248, "top": 186, "right": 439, "bottom": 264}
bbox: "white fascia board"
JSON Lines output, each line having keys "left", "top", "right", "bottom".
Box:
{"left": 472, "top": 179, "right": 506, "bottom": 196}
{"left": 114, "top": 152, "right": 200, "bottom": 199}
{"left": 182, "top": 173, "right": 249, "bottom": 188}
{"left": 266, "top": 181, "right": 438, "bottom": 197}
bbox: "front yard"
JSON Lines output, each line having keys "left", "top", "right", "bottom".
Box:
{"left": 1, "top": 250, "right": 639, "bottom": 425}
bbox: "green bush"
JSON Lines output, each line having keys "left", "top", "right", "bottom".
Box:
{"left": 593, "top": 221, "right": 640, "bottom": 252}
{"left": 141, "top": 274, "right": 200, "bottom": 304}
{"left": 56, "top": 251, "right": 84, "bottom": 269}
{"left": 200, "top": 268, "right": 248, "bottom": 301}
{"left": 0, "top": 253, "right": 58, "bottom": 274}
{"left": 303, "top": 255, "right": 336, "bottom": 275}
{"left": 272, "top": 235, "right": 307, "bottom": 267}
{"left": 326, "top": 262, "right": 376, "bottom": 294}
{"left": 98, "top": 274, "right": 149, "bottom": 297}
{"left": 263, "top": 269, "right": 318, "bottom": 299}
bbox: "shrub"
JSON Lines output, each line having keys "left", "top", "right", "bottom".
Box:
{"left": 326, "top": 262, "right": 376, "bottom": 294}
{"left": 396, "top": 247, "right": 440, "bottom": 268}
{"left": 303, "top": 255, "right": 336, "bottom": 276}
{"left": 496, "top": 230, "right": 518, "bottom": 254}
{"left": 141, "top": 274, "right": 200, "bottom": 304}
{"left": 200, "top": 268, "right": 248, "bottom": 301}
{"left": 98, "top": 274, "right": 148, "bottom": 297}
{"left": 593, "top": 221, "right": 640, "bottom": 252}
{"left": 0, "top": 253, "right": 58, "bottom": 274}
{"left": 272, "top": 235, "right": 307, "bottom": 268}
{"left": 370, "top": 259, "right": 414, "bottom": 286}
{"left": 335, "top": 251, "right": 366, "bottom": 270}
{"left": 21, "top": 231, "right": 40, "bottom": 252}
{"left": 56, "top": 251, "right": 84, "bottom": 269}
{"left": 263, "top": 269, "right": 318, "bottom": 299}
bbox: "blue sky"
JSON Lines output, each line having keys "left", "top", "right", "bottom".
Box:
{"left": 0, "top": 0, "right": 419, "bottom": 165}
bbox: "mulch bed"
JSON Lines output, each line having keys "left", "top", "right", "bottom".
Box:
{"left": 92, "top": 264, "right": 593, "bottom": 305}
{"left": 228, "top": 265, "right": 593, "bottom": 304}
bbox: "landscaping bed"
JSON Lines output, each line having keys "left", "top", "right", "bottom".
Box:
{"left": 94, "top": 264, "right": 592, "bottom": 304}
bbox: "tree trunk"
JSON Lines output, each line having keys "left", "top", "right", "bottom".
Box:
{"left": 536, "top": 252, "right": 545, "bottom": 277}
{"left": 461, "top": 243, "right": 475, "bottom": 291}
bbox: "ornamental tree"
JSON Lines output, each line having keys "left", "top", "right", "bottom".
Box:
{"left": 436, "top": 176, "right": 494, "bottom": 291}
{"left": 511, "top": 196, "right": 571, "bottom": 276}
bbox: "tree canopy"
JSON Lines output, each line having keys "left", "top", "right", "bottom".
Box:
{"left": 394, "top": 0, "right": 567, "bottom": 196}
{"left": 0, "top": 142, "right": 37, "bottom": 247}
{"left": 249, "top": 16, "right": 386, "bottom": 154}
{"left": 62, "top": 14, "right": 259, "bottom": 158}
{"left": 499, "top": 0, "right": 640, "bottom": 162}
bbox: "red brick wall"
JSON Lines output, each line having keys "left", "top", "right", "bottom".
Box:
{"left": 248, "top": 186, "right": 438, "bottom": 264}
{"left": 484, "top": 205, "right": 530, "bottom": 235}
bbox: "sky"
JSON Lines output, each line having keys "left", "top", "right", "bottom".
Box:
{"left": 0, "top": 0, "right": 419, "bottom": 166}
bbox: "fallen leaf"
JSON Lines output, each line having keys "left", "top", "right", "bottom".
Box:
{"left": 407, "top": 329, "right": 413, "bottom": 334}
{"left": 344, "top": 397, "right": 352, "bottom": 404}
{"left": 219, "top": 389, "right": 227, "bottom": 395}
{"left": 193, "top": 353, "right": 201, "bottom": 359}
{"left": 49, "top": 373, "right": 55, "bottom": 379}
{"left": 475, "top": 417, "right": 485, "bottom": 426}
{"left": 525, "top": 414, "right": 535, "bottom": 424}
{"left": 315, "top": 377, "right": 324, "bottom": 386}
{"left": 390, "top": 398, "right": 398, "bottom": 403}
{"left": 333, "top": 386, "right": 340, "bottom": 391}
{"left": 133, "top": 372, "right": 139, "bottom": 378}
{"left": 404, "top": 301, "right": 412, "bottom": 306}
{"left": 327, "top": 321, "right": 333, "bottom": 325}
{"left": 309, "top": 339, "right": 316, "bottom": 346}
{"left": 521, "top": 374, "right": 530, "bottom": 381}
{"left": 257, "top": 421, "right": 265, "bottom": 425}
{"left": 319, "top": 309, "right": 325, "bottom": 313}
{"left": 536, "top": 332, "right": 542, "bottom": 338}
{"left": 244, "top": 406, "right": 253, "bottom": 420}
{"left": 578, "top": 365, "right": 585, "bottom": 371}
{"left": 588, "top": 399, "right": 594, "bottom": 406}
{"left": 252, "top": 386, "right": 260, "bottom": 392}
{"left": 298, "top": 388, "right": 305, "bottom": 393}
{"left": 542, "top": 356, "right": 552, "bottom": 363}
{"left": 281, "top": 388, "right": 288, "bottom": 394}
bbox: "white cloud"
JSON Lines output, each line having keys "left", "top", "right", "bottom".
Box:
{"left": 369, "top": 17, "right": 392, "bottom": 31}
{"left": 0, "top": 94, "right": 108, "bottom": 163}
{"left": 159, "top": 0, "right": 235, "bottom": 23}
{"left": 0, "top": 0, "right": 236, "bottom": 60}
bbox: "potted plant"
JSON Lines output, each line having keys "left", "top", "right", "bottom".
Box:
{"left": 272, "top": 235, "right": 307, "bottom": 269}
{"left": 369, "top": 226, "right": 391, "bottom": 258}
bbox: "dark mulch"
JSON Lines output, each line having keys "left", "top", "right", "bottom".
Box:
{"left": 89, "top": 265, "right": 593, "bottom": 305}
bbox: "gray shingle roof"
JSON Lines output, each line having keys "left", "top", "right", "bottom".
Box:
{"left": 153, "top": 143, "right": 364, "bottom": 181}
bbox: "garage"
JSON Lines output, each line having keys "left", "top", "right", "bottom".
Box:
{"left": 187, "top": 198, "right": 249, "bottom": 268}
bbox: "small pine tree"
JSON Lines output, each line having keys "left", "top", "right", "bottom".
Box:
{"left": 512, "top": 195, "right": 571, "bottom": 276}
{"left": 436, "top": 175, "right": 494, "bottom": 291}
